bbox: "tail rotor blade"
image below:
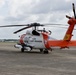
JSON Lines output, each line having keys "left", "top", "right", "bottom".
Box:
{"left": 72, "top": 3, "right": 76, "bottom": 19}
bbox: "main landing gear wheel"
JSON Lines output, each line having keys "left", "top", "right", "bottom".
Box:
{"left": 40, "top": 49, "right": 43, "bottom": 53}
{"left": 43, "top": 49, "right": 49, "bottom": 54}
{"left": 21, "top": 48, "right": 24, "bottom": 52}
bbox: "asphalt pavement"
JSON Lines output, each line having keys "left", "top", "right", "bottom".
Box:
{"left": 0, "top": 42, "right": 76, "bottom": 75}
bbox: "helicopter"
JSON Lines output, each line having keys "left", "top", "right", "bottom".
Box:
{"left": 0, "top": 3, "right": 76, "bottom": 54}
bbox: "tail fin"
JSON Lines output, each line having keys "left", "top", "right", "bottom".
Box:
{"left": 63, "top": 18, "right": 75, "bottom": 41}
{"left": 63, "top": 3, "right": 76, "bottom": 41}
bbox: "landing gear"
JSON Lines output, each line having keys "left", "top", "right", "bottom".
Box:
{"left": 40, "top": 49, "right": 43, "bottom": 53}
{"left": 43, "top": 49, "right": 49, "bottom": 54}
{"left": 21, "top": 48, "right": 24, "bottom": 52}
{"left": 40, "top": 49, "right": 48, "bottom": 54}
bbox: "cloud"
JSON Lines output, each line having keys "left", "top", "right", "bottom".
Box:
{"left": 0, "top": 0, "right": 76, "bottom": 39}
{"left": 2, "top": 0, "right": 74, "bottom": 24}
{"left": 0, "top": 0, "right": 5, "bottom": 8}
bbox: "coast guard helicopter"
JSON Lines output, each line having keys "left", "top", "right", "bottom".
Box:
{"left": 1, "top": 3, "right": 76, "bottom": 54}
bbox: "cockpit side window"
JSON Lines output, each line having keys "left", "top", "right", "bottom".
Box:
{"left": 32, "top": 30, "right": 40, "bottom": 36}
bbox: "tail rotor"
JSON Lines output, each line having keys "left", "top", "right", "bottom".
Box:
{"left": 72, "top": 3, "right": 76, "bottom": 19}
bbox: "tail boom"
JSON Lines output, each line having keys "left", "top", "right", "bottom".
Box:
{"left": 48, "top": 40, "right": 76, "bottom": 48}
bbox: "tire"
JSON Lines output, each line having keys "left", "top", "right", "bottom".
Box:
{"left": 40, "top": 49, "right": 43, "bottom": 53}
{"left": 43, "top": 49, "right": 49, "bottom": 54}
{"left": 21, "top": 48, "right": 24, "bottom": 52}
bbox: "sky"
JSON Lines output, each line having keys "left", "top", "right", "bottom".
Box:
{"left": 0, "top": 0, "right": 76, "bottom": 39}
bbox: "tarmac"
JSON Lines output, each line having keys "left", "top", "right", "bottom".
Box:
{"left": 0, "top": 42, "right": 76, "bottom": 75}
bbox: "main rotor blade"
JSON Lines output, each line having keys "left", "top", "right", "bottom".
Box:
{"left": 0, "top": 24, "right": 30, "bottom": 27}
{"left": 43, "top": 23, "right": 68, "bottom": 26}
{"left": 0, "top": 23, "right": 67, "bottom": 27}
{"left": 72, "top": 3, "right": 76, "bottom": 19}
{"left": 14, "top": 26, "right": 32, "bottom": 34}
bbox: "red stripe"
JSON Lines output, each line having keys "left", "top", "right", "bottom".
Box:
{"left": 42, "top": 33, "right": 50, "bottom": 49}
{"left": 19, "top": 34, "right": 26, "bottom": 44}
